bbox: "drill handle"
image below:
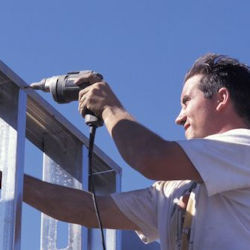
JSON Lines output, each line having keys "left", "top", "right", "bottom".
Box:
{"left": 85, "top": 109, "right": 104, "bottom": 127}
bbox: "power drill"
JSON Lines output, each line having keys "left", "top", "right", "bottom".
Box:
{"left": 29, "top": 70, "right": 104, "bottom": 127}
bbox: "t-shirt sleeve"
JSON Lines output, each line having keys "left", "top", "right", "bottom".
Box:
{"left": 177, "top": 135, "right": 250, "bottom": 196}
{"left": 111, "top": 187, "right": 159, "bottom": 243}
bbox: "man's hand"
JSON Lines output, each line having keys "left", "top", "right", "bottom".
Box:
{"left": 78, "top": 81, "right": 123, "bottom": 120}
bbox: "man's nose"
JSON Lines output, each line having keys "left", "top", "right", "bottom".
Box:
{"left": 175, "top": 109, "right": 186, "bottom": 126}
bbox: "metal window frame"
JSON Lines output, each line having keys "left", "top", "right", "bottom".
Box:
{"left": 0, "top": 60, "right": 122, "bottom": 250}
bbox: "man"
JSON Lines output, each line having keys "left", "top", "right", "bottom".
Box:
{"left": 22, "top": 53, "right": 250, "bottom": 249}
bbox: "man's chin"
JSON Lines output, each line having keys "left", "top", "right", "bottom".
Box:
{"left": 185, "top": 130, "right": 193, "bottom": 140}
{"left": 185, "top": 131, "right": 200, "bottom": 140}
{"left": 186, "top": 133, "right": 206, "bottom": 140}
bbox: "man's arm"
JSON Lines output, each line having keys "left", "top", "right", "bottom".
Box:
{"left": 78, "top": 81, "right": 202, "bottom": 182}
{"left": 22, "top": 174, "right": 139, "bottom": 230}
{"left": 104, "top": 110, "right": 202, "bottom": 182}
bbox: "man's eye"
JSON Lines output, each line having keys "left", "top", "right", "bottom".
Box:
{"left": 182, "top": 97, "right": 190, "bottom": 105}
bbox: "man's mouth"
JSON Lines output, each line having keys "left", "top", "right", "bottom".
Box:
{"left": 184, "top": 124, "right": 190, "bottom": 131}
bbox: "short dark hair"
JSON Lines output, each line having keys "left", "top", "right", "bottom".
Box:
{"left": 185, "top": 53, "right": 250, "bottom": 124}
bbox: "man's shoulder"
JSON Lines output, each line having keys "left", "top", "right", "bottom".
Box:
{"left": 205, "top": 128, "right": 250, "bottom": 145}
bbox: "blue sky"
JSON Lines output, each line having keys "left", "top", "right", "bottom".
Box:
{"left": 1, "top": 0, "right": 250, "bottom": 249}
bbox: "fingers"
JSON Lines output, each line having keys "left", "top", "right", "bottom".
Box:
{"left": 78, "top": 90, "right": 88, "bottom": 117}
{"left": 78, "top": 87, "right": 89, "bottom": 101}
{"left": 75, "top": 71, "right": 103, "bottom": 86}
{"left": 78, "top": 83, "right": 99, "bottom": 117}
{"left": 78, "top": 81, "right": 123, "bottom": 122}
{"left": 77, "top": 72, "right": 105, "bottom": 117}
{"left": 78, "top": 82, "right": 108, "bottom": 118}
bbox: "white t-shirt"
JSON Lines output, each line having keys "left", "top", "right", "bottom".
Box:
{"left": 111, "top": 129, "right": 250, "bottom": 250}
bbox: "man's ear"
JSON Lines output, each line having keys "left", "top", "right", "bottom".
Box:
{"left": 216, "top": 87, "right": 230, "bottom": 112}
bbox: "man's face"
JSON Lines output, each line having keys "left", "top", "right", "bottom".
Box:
{"left": 175, "top": 74, "right": 219, "bottom": 139}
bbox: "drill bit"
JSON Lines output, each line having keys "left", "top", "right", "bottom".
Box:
{"left": 29, "top": 79, "right": 48, "bottom": 91}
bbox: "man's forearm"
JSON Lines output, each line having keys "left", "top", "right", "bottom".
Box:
{"left": 23, "top": 175, "right": 100, "bottom": 227}
{"left": 22, "top": 174, "right": 139, "bottom": 230}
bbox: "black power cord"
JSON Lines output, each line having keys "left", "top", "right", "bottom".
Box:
{"left": 88, "top": 125, "right": 106, "bottom": 250}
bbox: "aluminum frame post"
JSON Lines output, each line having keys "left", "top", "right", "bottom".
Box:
{"left": 81, "top": 146, "right": 89, "bottom": 250}
{"left": 106, "top": 170, "right": 122, "bottom": 250}
{"left": 40, "top": 154, "right": 84, "bottom": 250}
{"left": 0, "top": 89, "right": 27, "bottom": 250}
